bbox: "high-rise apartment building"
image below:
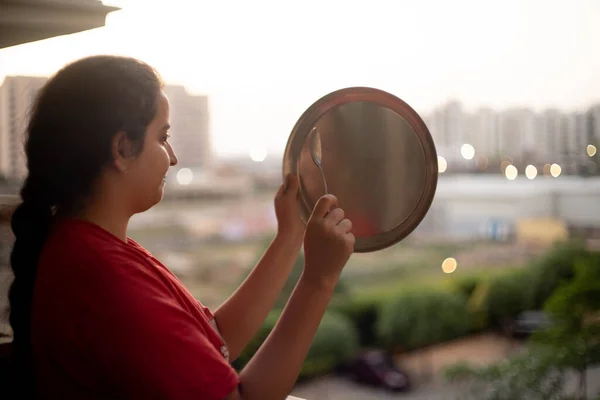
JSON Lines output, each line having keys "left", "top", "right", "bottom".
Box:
{"left": 0, "top": 77, "right": 211, "bottom": 179}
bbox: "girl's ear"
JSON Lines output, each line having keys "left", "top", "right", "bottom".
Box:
{"left": 111, "top": 131, "right": 136, "bottom": 173}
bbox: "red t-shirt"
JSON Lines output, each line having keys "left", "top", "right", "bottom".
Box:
{"left": 31, "top": 219, "right": 239, "bottom": 399}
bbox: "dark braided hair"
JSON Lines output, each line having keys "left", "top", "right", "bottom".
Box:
{"left": 8, "top": 55, "right": 163, "bottom": 395}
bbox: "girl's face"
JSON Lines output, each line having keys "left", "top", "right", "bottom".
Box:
{"left": 124, "top": 91, "right": 178, "bottom": 213}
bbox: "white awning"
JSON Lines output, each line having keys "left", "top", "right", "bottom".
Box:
{"left": 0, "top": 0, "right": 119, "bottom": 49}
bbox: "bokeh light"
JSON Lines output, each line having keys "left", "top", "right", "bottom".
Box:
{"left": 476, "top": 155, "right": 489, "bottom": 171}
{"left": 176, "top": 168, "right": 193, "bottom": 185}
{"left": 461, "top": 144, "right": 475, "bottom": 160}
{"left": 505, "top": 164, "right": 518, "bottom": 180}
{"left": 249, "top": 146, "right": 268, "bottom": 162}
{"left": 438, "top": 156, "right": 448, "bottom": 173}
{"left": 442, "top": 257, "right": 457, "bottom": 274}
{"left": 550, "top": 163, "right": 562, "bottom": 177}
{"left": 543, "top": 163, "right": 552, "bottom": 177}
{"left": 525, "top": 165, "right": 537, "bottom": 180}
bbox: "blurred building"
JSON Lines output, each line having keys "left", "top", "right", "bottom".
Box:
{"left": 467, "top": 107, "right": 499, "bottom": 157}
{"left": 163, "top": 85, "right": 211, "bottom": 169}
{"left": 0, "top": 76, "right": 47, "bottom": 179}
{"left": 0, "top": 77, "right": 212, "bottom": 180}
{"left": 570, "top": 113, "right": 589, "bottom": 158}
{"left": 414, "top": 175, "right": 600, "bottom": 241}
{"left": 0, "top": 195, "right": 18, "bottom": 339}
{"left": 423, "top": 100, "right": 599, "bottom": 172}
{"left": 587, "top": 105, "right": 600, "bottom": 144}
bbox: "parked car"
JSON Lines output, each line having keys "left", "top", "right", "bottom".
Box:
{"left": 338, "top": 350, "right": 411, "bottom": 392}
{"left": 512, "top": 310, "right": 553, "bottom": 337}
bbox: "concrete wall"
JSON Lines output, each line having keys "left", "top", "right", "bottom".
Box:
{"left": 415, "top": 175, "right": 600, "bottom": 239}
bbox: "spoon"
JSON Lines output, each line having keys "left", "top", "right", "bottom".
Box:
{"left": 308, "top": 127, "right": 328, "bottom": 195}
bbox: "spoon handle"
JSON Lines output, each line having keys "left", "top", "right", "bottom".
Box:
{"left": 318, "top": 164, "right": 328, "bottom": 195}
{"left": 309, "top": 127, "right": 328, "bottom": 196}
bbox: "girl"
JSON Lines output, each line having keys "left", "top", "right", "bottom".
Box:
{"left": 8, "top": 55, "right": 355, "bottom": 399}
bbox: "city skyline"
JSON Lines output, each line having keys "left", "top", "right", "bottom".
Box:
{"left": 1, "top": 73, "right": 598, "bottom": 181}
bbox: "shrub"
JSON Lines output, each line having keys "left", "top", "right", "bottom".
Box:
{"left": 466, "top": 281, "right": 491, "bottom": 332}
{"left": 444, "top": 250, "right": 600, "bottom": 400}
{"left": 376, "top": 289, "right": 470, "bottom": 351}
{"left": 457, "top": 241, "right": 593, "bottom": 331}
{"left": 330, "top": 293, "right": 388, "bottom": 348}
{"left": 529, "top": 240, "right": 589, "bottom": 309}
{"left": 233, "top": 310, "right": 359, "bottom": 380}
{"left": 300, "top": 311, "right": 359, "bottom": 379}
{"left": 444, "top": 349, "right": 569, "bottom": 400}
{"left": 484, "top": 268, "right": 534, "bottom": 327}
{"left": 451, "top": 274, "right": 484, "bottom": 299}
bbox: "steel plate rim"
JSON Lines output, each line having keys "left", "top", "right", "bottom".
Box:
{"left": 282, "top": 86, "right": 438, "bottom": 253}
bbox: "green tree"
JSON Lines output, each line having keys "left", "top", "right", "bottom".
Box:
{"left": 445, "top": 249, "right": 600, "bottom": 400}
{"left": 532, "top": 251, "right": 600, "bottom": 398}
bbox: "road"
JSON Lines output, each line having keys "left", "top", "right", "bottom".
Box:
{"left": 291, "top": 367, "right": 600, "bottom": 400}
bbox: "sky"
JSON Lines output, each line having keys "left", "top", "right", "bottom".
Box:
{"left": 1, "top": 0, "right": 599, "bottom": 157}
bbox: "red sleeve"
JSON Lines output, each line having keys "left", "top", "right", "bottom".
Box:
{"left": 92, "top": 255, "right": 239, "bottom": 399}
{"left": 201, "top": 302, "right": 216, "bottom": 319}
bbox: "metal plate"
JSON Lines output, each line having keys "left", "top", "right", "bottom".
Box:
{"left": 283, "top": 87, "right": 438, "bottom": 253}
